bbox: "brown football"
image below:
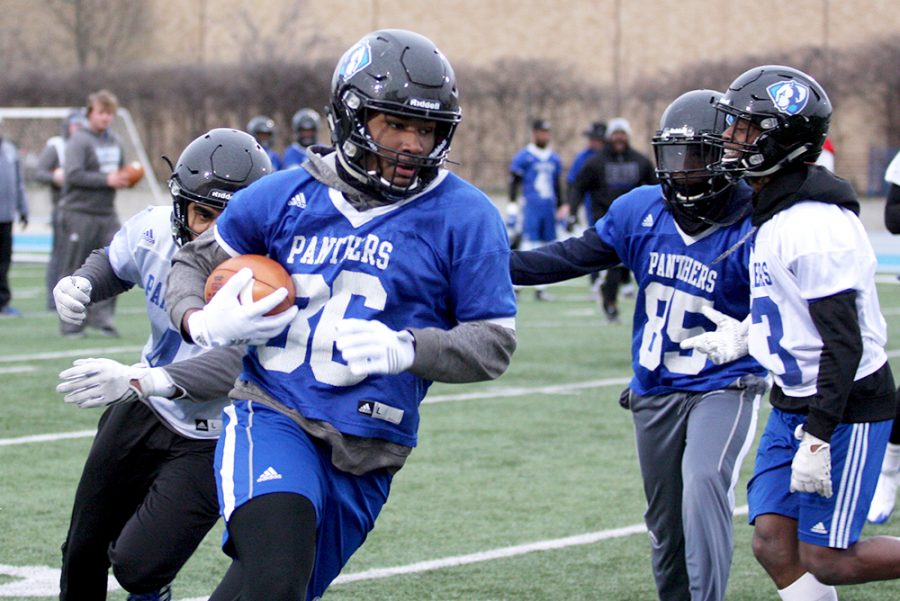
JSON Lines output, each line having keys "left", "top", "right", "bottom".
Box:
{"left": 119, "top": 161, "right": 145, "bottom": 188}
{"left": 204, "top": 255, "right": 296, "bottom": 316}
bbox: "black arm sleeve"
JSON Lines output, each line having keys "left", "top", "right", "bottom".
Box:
{"left": 74, "top": 249, "right": 134, "bottom": 302}
{"left": 553, "top": 171, "right": 562, "bottom": 208}
{"left": 805, "top": 289, "right": 863, "bottom": 442}
{"left": 508, "top": 172, "right": 522, "bottom": 203}
{"left": 509, "top": 228, "right": 621, "bottom": 285}
{"left": 884, "top": 184, "right": 900, "bottom": 234}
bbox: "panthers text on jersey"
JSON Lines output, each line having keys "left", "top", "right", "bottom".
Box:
{"left": 595, "top": 184, "right": 767, "bottom": 396}
{"left": 212, "top": 155, "right": 517, "bottom": 447}
{"left": 107, "top": 206, "right": 230, "bottom": 438}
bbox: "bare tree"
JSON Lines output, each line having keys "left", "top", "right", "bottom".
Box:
{"left": 47, "top": 0, "right": 150, "bottom": 69}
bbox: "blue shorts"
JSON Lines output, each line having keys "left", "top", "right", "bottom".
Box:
{"left": 747, "top": 407, "right": 891, "bottom": 548}
{"left": 523, "top": 201, "right": 556, "bottom": 243}
{"left": 215, "top": 400, "right": 393, "bottom": 599}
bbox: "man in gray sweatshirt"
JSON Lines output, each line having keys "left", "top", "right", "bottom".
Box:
{"left": 56, "top": 89, "right": 131, "bottom": 336}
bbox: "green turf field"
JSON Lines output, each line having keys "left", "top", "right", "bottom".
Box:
{"left": 1, "top": 263, "right": 899, "bottom": 600}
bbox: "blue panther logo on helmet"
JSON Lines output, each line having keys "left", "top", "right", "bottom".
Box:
{"left": 766, "top": 80, "right": 810, "bottom": 116}
{"left": 338, "top": 41, "right": 371, "bottom": 80}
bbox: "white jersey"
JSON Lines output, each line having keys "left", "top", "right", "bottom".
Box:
{"left": 748, "top": 201, "right": 887, "bottom": 397}
{"left": 107, "top": 206, "right": 227, "bottom": 439}
{"left": 885, "top": 150, "right": 900, "bottom": 187}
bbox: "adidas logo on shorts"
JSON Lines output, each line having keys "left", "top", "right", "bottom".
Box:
{"left": 810, "top": 521, "right": 828, "bottom": 535}
{"left": 256, "top": 466, "right": 283, "bottom": 483}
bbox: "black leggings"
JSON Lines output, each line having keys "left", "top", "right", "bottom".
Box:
{"left": 209, "top": 492, "right": 318, "bottom": 601}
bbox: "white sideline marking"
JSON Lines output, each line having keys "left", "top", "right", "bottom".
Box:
{"left": 334, "top": 506, "right": 750, "bottom": 586}
{"left": 423, "top": 377, "right": 631, "bottom": 404}
{"left": 0, "top": 378, "right": 632, "bottom": 447}
{"left": 0, "top": 504, "right": 752, "bottom": 598}
{"left": 0, "top": 366, "right": 36, "bottom": 374}
{"left": 0, "top": 430, "right": 96, "bottom": 447}
{"left": 0, "top": 346, "right": 143, "bottom": 364}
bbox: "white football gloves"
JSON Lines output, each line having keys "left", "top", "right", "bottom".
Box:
{"left": 790, "top": 424, "right": 833, "bottom": 498}
{"left": 679, "top": 306, "right": 750, "bottom": 365}
{"left": 187, "top": 267, "right": 298, "bottom": 349}
{"left": 54, "top": 276, "right": 93, "bottom": 325}
{"left": 335, "top": 318, "right": 415, "bottom": 376}
{"left": 57, "top": 358, "right": 177, "bottom": 409}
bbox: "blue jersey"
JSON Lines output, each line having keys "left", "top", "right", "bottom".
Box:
{"left": 214, "top": 160, "right": 516, "bottom": 447}
{"left": 283, "top": 143, "right": 308, "bottom": 170}
{"left": 263, "top": 145, "right": 283, "bottom": 171}
{"left": 595, "top": 184, "right": 766, "bottom": 395}
{"left": 510, "top": 144, "right": 562, "bottom": 205}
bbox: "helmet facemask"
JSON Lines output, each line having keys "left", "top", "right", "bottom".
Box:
{"left": 653, "top": 128, "right": 734, "bottom": 234}
{"left": 168, "top": 176, "right": 227, "bottom": 247}
{"left": 331, "top": 90, "right": 458, "bottom": 201}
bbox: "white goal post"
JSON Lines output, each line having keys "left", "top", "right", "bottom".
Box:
{"left": 0, "top": 106, "right": 165, "bottom": 204}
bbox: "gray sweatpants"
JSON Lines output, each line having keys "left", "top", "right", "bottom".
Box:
{"left": 628, "top": 375, "right": 767, "bottom": 601}
{"left": 56, "top": 208, "right": 120, "bottom": 334}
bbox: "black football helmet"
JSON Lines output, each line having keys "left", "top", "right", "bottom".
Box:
{"left": 652, "top": 89, "right": 735, "bottom": 232}
{"left": 706, "top": 65, "right": 831, "bottom": 177}
{"left": 167, "top": 128, "right": 273, "bottom": 246}
{"left": 247, "top": 115, "right": 276, "bottom": 143}
{"left": 291, "top": 108, "right": 321, "bottom": 147}
{"left": 327, "top": 29, "right": 462, "bottom": 200}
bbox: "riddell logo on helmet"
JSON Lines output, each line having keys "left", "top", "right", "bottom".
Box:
{"left": 409, "top": 98, "right": 441, "bottom": 110}
{"left": 210, "top": 190, "right": 232, "bottom": 200}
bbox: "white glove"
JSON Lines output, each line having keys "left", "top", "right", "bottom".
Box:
{"left": 505, "top": 202, "right": 520, "bottom": 230}
{"left": 679, "top": 306, "right": 750, "bottom": 365}
{"left": 54, "top": 276, "right": 93, "bottom": 325}
{"left": 335, "top": 318, "right": 415, "bottom": 376}
{"left": 56, "top": 358, "right": 177, "bottom": 408}
{"left": 790, "top": 424, "right": 833, "bottom": 498}
{"left": 187, "top": 267, "right": 299, "bottom": 349}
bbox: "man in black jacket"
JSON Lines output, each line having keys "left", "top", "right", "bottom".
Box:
{"left": 569, "top": 118, "right": 656, "bottom": 321}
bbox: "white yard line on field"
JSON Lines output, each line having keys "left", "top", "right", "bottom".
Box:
{"left": 0, "top": 346, "right": 143, "bottom": 364}
{"left": 0, "top": 377, "right": 633, "bottom": 448}
{"left": 166, "top": 506, "right": 751, "bottom": 601}
{"left": 0, "top": 366, "right": 37, "bottom": 375}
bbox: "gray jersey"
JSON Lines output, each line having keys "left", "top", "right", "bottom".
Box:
{"left": 107, "top": 206, "right": 235, "bottom": 439}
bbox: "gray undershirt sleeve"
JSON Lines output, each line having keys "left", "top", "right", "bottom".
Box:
{"left": 74, "top": 249, "right": 133, "bottom": 302}
{"left": 408, "top": 321, "right": 516, "bottom": 383}
{"left": 166, "top": 229, "right": 232, "bottom": 340}
{"left": 162, "top": 345, "right": 245, "bottom": 403}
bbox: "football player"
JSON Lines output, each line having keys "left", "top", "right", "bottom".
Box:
{"left": 164, "top": 30, "right": 516, "bottom": 600}
{"left": 52, "top": 129, "right": 272, "bottom": 601}
{"left": 283, "top": 107, "right": 322, "bottom": 169}
{"left": 247, "top": 114, "right": 283, "bottom": 171}
{"left": 868, "top": 149, "right": 900, "bottom": 525}
{"left": 507, "top": 119, "right": 563, "bottom": 300}
{"left": 691, "top": 65, "right": 900, "bottom": 600}
{"left": 510, "top": 89, "right": 768, "bottom": 601}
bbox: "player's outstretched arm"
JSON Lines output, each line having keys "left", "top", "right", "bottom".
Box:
{"left": 57, "top": 358, "right": 177, "bottom": 409}
{"left": 510, "top": 227, "right": 619, "bottom": 285}
{"left": 53, "top": 249, "right": 134, "bottom": 324}
{"left": 162, "top": 345, "right": 245, "bottom": 403}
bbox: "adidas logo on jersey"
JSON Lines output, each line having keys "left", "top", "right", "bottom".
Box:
{"left": 256, "top": 466, "right": 283, "bottom": 483}
{"left": 142, "top": 228, "right": 156, "bottom": 245}
{"left": 810, "top": 522, "right": 828, "bottom": 535}
{"left": 358, "top": 401, "right": 374, "bottom": 415}
{"left": 288, "top": 193, "right": 307, "bottom": 209}
{"left": 641, "top": 213, "right": 654, "bottom": 228}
